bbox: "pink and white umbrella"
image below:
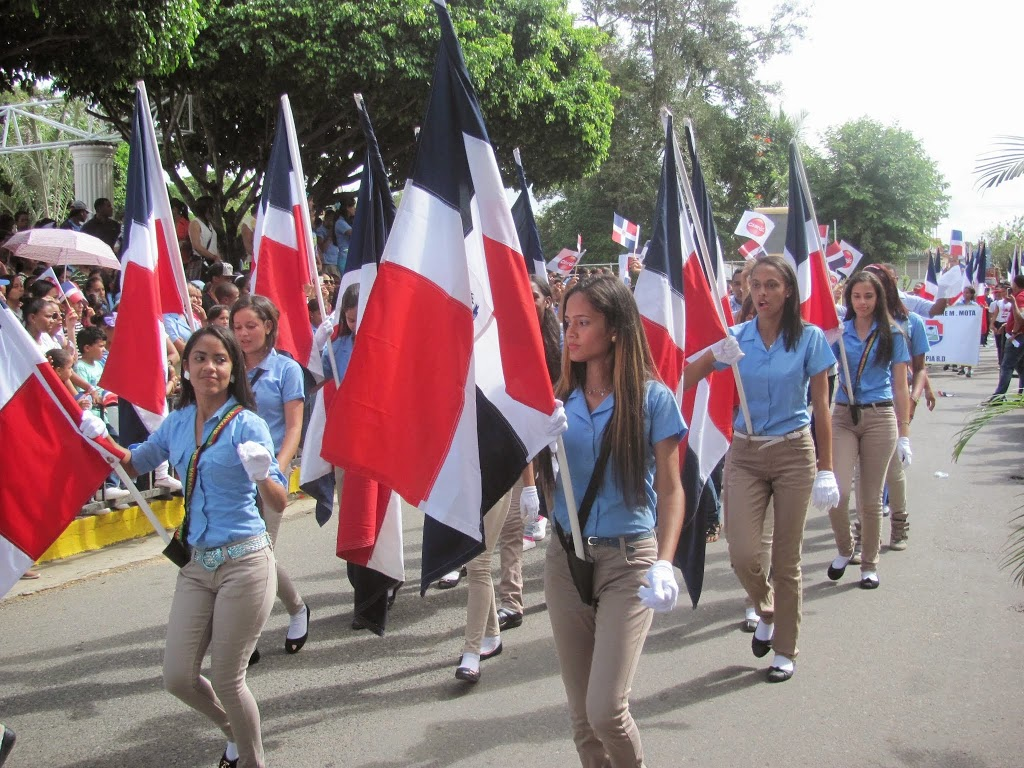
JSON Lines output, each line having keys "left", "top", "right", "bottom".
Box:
{"left": 2, "top": 229, "right": 120, "bottom": 270}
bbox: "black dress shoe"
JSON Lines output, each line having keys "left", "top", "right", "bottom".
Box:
{"left": 284, "top": 605, "right": 310, "bottom": 654}
{"left": 497, "top": 607, "right": 523, "bottom": 630}
{"left": 248, "top": 646, "right": 260, "bottom": 667}
{"left": 218, "top": 751, "right": 238, "bottom": 768}
{"left": 480, "top": 641, "right": 503, "bottom": 661}
{"left": 827, "top": 561, "right": 847, "bottom": 581}
{"left": 0, "top": 724, "right": 16, "bottom": 768}
{"left": 859, "top": 575, "right": 880, "bottom": 590}
{"left": 351, "top": 615, "right": 369, "bottom": 631}
{"left": 455, "top": 666, "right": 480, "bottom": 683}
{"left": 766, "top": 665, "right": 795, "bottom": 683}
{"left": 751, "top": 634, "right": 772, "bottom": 658}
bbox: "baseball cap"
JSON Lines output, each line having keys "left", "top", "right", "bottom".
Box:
{"left": 70, "top": 200, "right": 89, "bottom": 212}
{"left": 209, "top": 262, "right": 234, "bottom": 278}
{"left": 189, "top": 279, "right": 205, "bottom": 290}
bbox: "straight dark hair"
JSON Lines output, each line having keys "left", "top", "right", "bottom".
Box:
{"left": 843, "top": 271, "right": 898, "bottom": 366}
{"left": 530, "top": 275, "right": 562, "bottom": 384}
{"left": 751, "top": 255, "right": 805, "bottom": 351}
{"left": 862, "top": 263, "right": 908, "bottom": 322}
{"left": 230, "top": 294, "right": 279, "bottom": 353}
{"left": 338, "top": 283, "right": 359, "bottom": 337}
{"left": 177, "top": 326, "right": 257, "bottom": 411}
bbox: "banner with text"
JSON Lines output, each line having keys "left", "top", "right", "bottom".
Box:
{"left": 924, "top": 306, "right": 982, "bottom": 365}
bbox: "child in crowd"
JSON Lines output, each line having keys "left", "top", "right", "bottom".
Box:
{"left": 73, "top": 326, "right": 110, "bottom": 421}
{"left": 46, "top": 348, "right": 93, "bottom": 411}
{"left": 207, "top": 304, "right": 230, "bottom": 329}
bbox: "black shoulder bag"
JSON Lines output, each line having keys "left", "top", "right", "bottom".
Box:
{"left": 553, "top": 437, "right": 612, "bottom": 607}
{"left": 162, "top": 405, "right": 245, "bottom": 567}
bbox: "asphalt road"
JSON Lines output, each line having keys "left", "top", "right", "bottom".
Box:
{"left": 2, "top": 346, "right": 1023, "bottom": 767}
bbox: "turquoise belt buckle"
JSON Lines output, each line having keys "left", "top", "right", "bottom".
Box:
{"left": 199, "top": 548, "right": 225, "bottom": 571}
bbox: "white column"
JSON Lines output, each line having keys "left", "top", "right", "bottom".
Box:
{"left": 69, "top": 141, "right": 116, "bottom": 211}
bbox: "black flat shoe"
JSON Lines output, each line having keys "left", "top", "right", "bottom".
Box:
{"left": 285, "top": 605, "right": 310, "bottom": 654}
{"left": 437, "top": 567, "right": 466, "bottom": 589}
{"left": 248, "top": 646, "right": 260, "bottom": 667}
{"left": 497, "top": 607, "right": 523, "bottom": 630}
{"left": 0, "top": 725, "right": 16, "bottom": 768}
{"left": 218, "top": 751, "right": 238, "bottom": 768}
{"left": 455, "top": 666, "right": 480, "bottom": 683}
{"left": 751, "top": 634, "right": 772, "bottom": 658}
{"left": 859, "top": 575, "right": 880, "bottom": 590}
{"left": 827, "top": 561, "right": 847, "bottom": 581}
{"left": 351, "top": 615, "right": 369, "bottom": 631}
{"left": 480, "top": 641, "right": 503, "bottom": 661}
{"left": 766, "top": 665, "right": 795, "bottom": 683}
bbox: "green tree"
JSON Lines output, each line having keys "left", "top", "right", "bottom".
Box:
{"left": 806, "top": 118, "right": 949, "bottom": 264}
{"left": 538, "top": 0, "right": 806, "bottom": 264}
{"left": 1, "top": 0, "right": 205, "bottom": 95}
{"left": 982, "top": 216, "right": 1024, "bottom": 276}
{"left": 86, "top": 0, "right": 615, "bottom": 260}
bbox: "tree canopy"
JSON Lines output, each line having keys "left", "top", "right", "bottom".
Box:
{"left": 806, "top": 118, "right": 949, "bottom": 264}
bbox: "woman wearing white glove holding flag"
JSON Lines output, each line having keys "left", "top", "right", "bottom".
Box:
{"left": 545, "top": 276, "right": 685, "bottom": 767}
{"left": 685, "top": 255, "right": 838, "bottom": 683}
{"left": 84, "top": 326, "right": 287, "bottom": 768}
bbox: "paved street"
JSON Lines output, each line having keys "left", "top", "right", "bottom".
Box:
{"left": 2, "top": 346, "right": 1023, "bottom": 767}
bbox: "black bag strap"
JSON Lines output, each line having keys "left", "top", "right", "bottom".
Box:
{"left": 840, "top": 328, "right": 879, "bottom": 405}
{"left": 555, "top": 434, "right": 613, "bottom": 557}
{"left": 248, "top": 367, "right": 266, "bottom": 387}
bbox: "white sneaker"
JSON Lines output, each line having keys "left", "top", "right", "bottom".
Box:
{"left": 102, "top": 487, "right": 131, "bottom": 501}
{"left": 155, "top": 475, "right": 183, "bottom": 493}
{"left": 522, "top": 537, "right": 537, "bottom": 552}
{"left": 525, "top": 517, "right": 548, "bottom": 542}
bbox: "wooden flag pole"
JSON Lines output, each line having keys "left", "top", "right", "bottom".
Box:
{"left": 555, "top": 435, "right": 585, "bottom": 560}
{"left": 666, "top": 111, "right": 754, "bottom": 435}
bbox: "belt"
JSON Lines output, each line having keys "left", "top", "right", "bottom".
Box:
{"left": 192, "top": 532, "right": 272, "bottom": 572}
{"left": 734, "top": 427, "right": 810, "bottom": 450}
{"left": 571, "top": 531, "right": 655, "bottom": 549}
{"left": 837, "top": 400, "right": 893, "bottom": 408}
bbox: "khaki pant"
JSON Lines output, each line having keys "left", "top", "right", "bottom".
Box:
{"left": 498, "top": 479, "right": 525, "bottom": 613}
{"left": 163, "top": 548, "right": 277, "bottom": 768}
{"left": 261, "top": 501, "right": 304, "bottom": 616}
{"left": 725, "top": 432, "right": 815, "bottom": 659}
{"left": 463, "top": 492, "right": 512, "bottom": 654}
{"left": 544, "top": 536, "right": 656, "bottom": 768}
{"left": 829, "top": 405, "right": 897, "bottom": 571}
{"left": 854, "top": 451, "right": 909, "bottom": 543}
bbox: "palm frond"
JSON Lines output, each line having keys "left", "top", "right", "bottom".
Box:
{"left": 952, "top": 393, "right": 1024, "bottom": 461}
{"left": 975, "top": 135, "right": 1024, "bottom": 190}
{"left": 1002, "top": 510, "right": 1024, "bottom": 587}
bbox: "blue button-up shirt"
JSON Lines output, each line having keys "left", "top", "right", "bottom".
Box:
{"left": 904, "top": 313, "right": 930, "bottom": 357}
{"left": 248, "top": 349, "right": 306, "bottom": 452}
{"left": 322, "top": 333, "right": 355, "bottom": 383}
{"left": 832, "top": 320, "right": 911, "bottom": 405}
{"left": 715, "top": 318, "right": 836, "bottom": 436}
{"left": 162, "top": 313, "right": 195, "bottom": 345}
{"left": 552, "top": 381, "right": 686, "bottom": 538}
{"left": 131, "top": 398, "right": 286, "bottom": 548}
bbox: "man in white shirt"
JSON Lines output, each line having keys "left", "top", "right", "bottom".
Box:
{"left": 989, "top": 284, "right": 1013, "bottom": 365}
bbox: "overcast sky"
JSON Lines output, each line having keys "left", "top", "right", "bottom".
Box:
{"left": 736, "top": 0, "right": 1024, "bottom": 243}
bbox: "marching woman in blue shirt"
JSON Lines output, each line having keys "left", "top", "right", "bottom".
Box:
{"left": 545, "top": 275, "right": 686, "bottom": 768}
{"left": 827, "top": 270, "right": 912, "bottom": 590}
{"left": 231, "top": 296, "right": 310, "bottom": 661}
{"left": 82, "top": 325, "right": 288, "bottom": 768}
{"left": 685, "top": 255, "right": 839, "bottom": 683}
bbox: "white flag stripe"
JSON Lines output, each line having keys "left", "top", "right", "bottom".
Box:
{"left": 365, "top": 492, "right": 405, "bottom": 583}
{"left": 465, "top": 135, "right": 522, "bottom": 253}
{"left": 633, "top": 269, "right": 685, "bottom": 352}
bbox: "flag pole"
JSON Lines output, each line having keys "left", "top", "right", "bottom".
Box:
{"left": 110, "top": 463, "right": 172, "bottom": 545}
{"left": 555, "top": 436, "right": 585, "bottom": 560}
{"left": 670, "top": 113, "right": 753, "bottom": 435}
{"left": 792, "top": 140, "right": 855, "bottom": 400}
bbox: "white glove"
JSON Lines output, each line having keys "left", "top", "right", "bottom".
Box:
{"left": 897, "top": 436, "right": 912, "bottom": 467}
{"left": 313, "top": 318, "right": 334, "bottom": 349}
{"left": 710, "top": 335, "right": 744, "bottom": 365}
{"left": 810, "top": 470, "right": 840, "bottom": 511}
{"left": 546, "top": 399, "right": 568, "bottom": 443}
{"left": 237, "top": 441, "right": 273, "bottom": 482}
{"left": 79, "top": 411, "right": 108, "bottom": 439}
{"left": 520, "top": 485, "right": 540, "bottom": 525}
{"left": 637, "top": 560, "right": 678, "bottom": 613}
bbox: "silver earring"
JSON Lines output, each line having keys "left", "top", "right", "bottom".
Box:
{"left": 230, "top": 376, "right": 235, "bottom": 383}
{"left": 183, "top": 371, "right": 190, "bottom": 380}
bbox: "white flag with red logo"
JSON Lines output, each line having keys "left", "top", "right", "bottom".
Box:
{"left": 733, "top": 210, "right": 774, "bottom": 245}
{"left": 546, "top": 247, "right": 581, "bottom": 275}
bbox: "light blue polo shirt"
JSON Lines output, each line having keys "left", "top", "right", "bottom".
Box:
{"left": 832, "top": 320, "right": 911, "bottom": 405}
{"left": 322, "top": 333, "right": 355, "bottom": 383}
{"left": 715, "top": 318, "right": 836, "bottom": 435}
{"left": 131, "top": 398, "right": 286, "bottom": 548}
{"left": 248, "top": 349, "right": 305, "bottom": 451}
{"left": 903, "top": 313, "right": 930, "bottom": 357}
{"left": 162, "top": 313, "right": 194, "bottom": 345}
{"left": 552, "top": 380, "right": 686, "bottom": 538}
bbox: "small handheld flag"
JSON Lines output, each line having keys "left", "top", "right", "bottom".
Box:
{"left": 612, "top": 213, "right": 639, "bottom": 252}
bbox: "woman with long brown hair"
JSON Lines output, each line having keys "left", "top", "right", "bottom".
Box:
{"left": 545, "top": 275, "right": 685, "bottom": 767}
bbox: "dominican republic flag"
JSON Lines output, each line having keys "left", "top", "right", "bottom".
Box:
{"left": 60, "top": 281, "right": 85, "bottom": 305}
{"left": 819, "top": 223, "right": 830, "bottom": 243}
{"left": 937, "top": 262, "right": 965, "bottom": 303}
{"left": 37, "top": 267, "right": 63, "bottom": 295}
{"left": 785, "top": 141, "right": 840, "bottom": 337}
{"left": 737, "top": 239, "right": 765, "bottom": 261}
{"left": 511, "top": 148, "right": 547, "bottom": 281}
{"left": 949, "top": 229, "right": 964, "bottom": 259}
{"left": 0, "top": 299, "right": 125, "bottom": 596}
{"left": 302, "top": 93, "right": 403, "bottom": 635}
{"left": 251, "top": 96, "right": 323, "bottom": 378}
{"left": 101, "top": 81, "right": 191, "bottom": 425}
{"left": 685, "top": 121, "right": 732, "bottom": 325}
{"left": 1010, "top": 246, "right": 1020, "bottom": 283}
{"left": 321, "top": 0, "right": 558, "bottom": 594}
{"left": 546, "top": 248, "right": 580, "bottom": 275}
{"left": 634, "top": 114, "right": 731, "bottom": 607}
{"left": 825, "top": 240, "right": 864, "bottom": 278}
{"left": 734, "top": 210, "right": 774, "bottom": 245}
{"left": 974, "top": 241, "right": 987, "bottom": 295}
{"left": 612, "top": 212, "right": 640, "bottom": 252}
{"left": 920, "top": 251, "right": 939, "bottom": 300}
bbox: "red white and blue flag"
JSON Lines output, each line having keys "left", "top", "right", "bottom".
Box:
{"left": 921, "top": 251, "right": 939, "bottom": 300}
{"left": 0, "top": 299, "right": 124, "bottom": 595}
{"left": 738, "top": 238, "right": 765, "bottom": 261}
{"left": 511, "top": 148, "right": 547, "bottom": 282}
{"left": 251, "top": 96, "right": 322, "bottom": 378}
{"left": 321, "top": 0, "right": 558, "bottom": 593}
{"left": 100, "top": 82, "right": 191, "bottom": 426}
{"left": 785, "top": 141, "right": 840, "bottom": 337}
{"left": 612, "top": 212, "right": 640, "bottom": 252}
{"left": 634, "top": 115, "right": 731, "bottom": 606}
{"left": 949, "top": 229, "right": 964, "bottom": 259}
